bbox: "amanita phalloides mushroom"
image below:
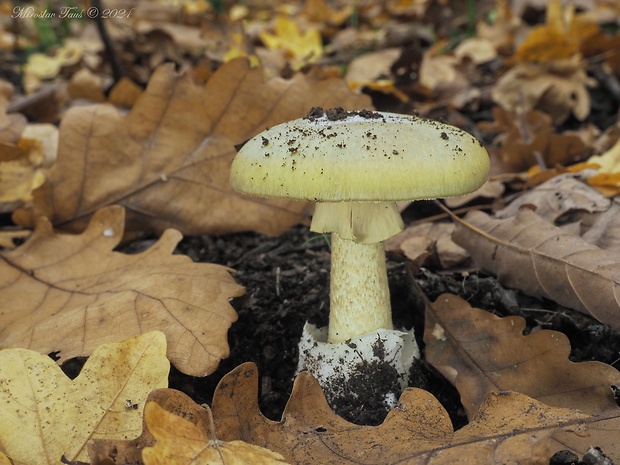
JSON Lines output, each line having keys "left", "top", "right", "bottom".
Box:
{"left": 230, "top": 107, "right": 490, "bottom": 409}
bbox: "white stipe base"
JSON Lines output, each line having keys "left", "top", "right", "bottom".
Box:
{"left": 297, "top": 323, "right": 420, "bottom": 410}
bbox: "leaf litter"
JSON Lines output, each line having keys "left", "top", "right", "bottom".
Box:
{"left": 2, "top": 0, "right": 620, "bottom": 463}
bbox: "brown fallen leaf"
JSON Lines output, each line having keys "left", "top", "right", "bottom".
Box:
{"left": 14, "top": 58, "right": 370, "bottom": 236}
{"left": 0, "top": 81, "right": 27, "bottom": 144}
{"left": 492, "top": 57, "right": 595, "bottom": 125}
{"left": 479, "top": 106, "right": 591, "bottom": 171}
{"left": 0, "top": 122, "right": 56, "bottom": 213}
{"left": 0, "top": 82, "right": 33, "bottom": 211}
{"left": 453, "top": 37, "right": 498, "bottom": 65}
{"left": 345, "top": 48, "right": 409, "bottom": 102}
{"left": 512, "top": 0, "right": 599, "bottom": 63}
{"left": 385, "top": 222, "right": 468, "bottom": 269}
{"left": 476, "top": 0, "right": 523, "bottom": 56}
{"left": 452, "top": 208, "right": 620, "bottom": 331}
{"left": 301, "top": 0, "right": 352, "bottom": 27}
{"left": 0, "top": 229, "right": 30, "bottom": 248}
{"left": 494, "top": 173, "right": 609, "bottom": 222}
{"left": 0, "top": 331, "right": 169, "bottom": 465}
{"left": 91, "top": 387, "right": 290, "bottom": 465}
{"left": 419, "top": 44, "right": 480, "bottom": 110}
{"left": 88, "top": 388, "right": 212, "bottom": 465}
{"left": 142, "top": 401, "right": 290, "bottom": 465}
{"left": 425, "top": 293, "right": 620, "bottom": 418}
{"left": 444, "top": 180, "right": 505, "bottom": 209}
{"left": 0, "top": 205, "right": 244, "bottom": 376}
{"left": 211, "top": 362, "right": 610, "bottom": 465}
{"left": 107, "top": 76, "right": 143, "bottom": 108}
{"left": 67, "top": 68, "right": 106, "bottom": 103}
{"left": 582, "top": 198, "right": 620, "bottom": 252}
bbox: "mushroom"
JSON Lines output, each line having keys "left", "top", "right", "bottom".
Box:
{"left": 230, "top": 107, "right": 490, "bottom": 408}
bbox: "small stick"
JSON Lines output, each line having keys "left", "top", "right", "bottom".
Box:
{"left": 90, "top": 0, "right": 124, "bottom": 84}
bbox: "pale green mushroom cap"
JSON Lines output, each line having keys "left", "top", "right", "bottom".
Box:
{"left": 230, "top": 109, "right": 490, "bottom": 243}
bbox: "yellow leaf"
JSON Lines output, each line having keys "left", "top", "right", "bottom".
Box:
{"left": 223, "top": 32, "right": 259, "bottom": 66}
{"left": 584, "top": 139, "right": 620, "bottom": 196}
{"left": 24, "top": 54, "right": 64, "bottom": 80}
{"left": 0, "top": 123, "right": 55, "bottom": 211}
{"left": 0, "top": 331, "right": 169, "bottom": 465}
{"left": 514, "top": 0, "right": 600, "bottom": 63}
{"left": 0, "top": 206, "right": 244, "bottom": 377}
{"left": 586, "top": 138, "right": 620, "bottom": 173}
{"left": 23, "top": 42, "right": 84, "bottom": 93}
{"left": 142, "top": 402, "right": 290, "bottom": 465}
{"left": 586, "top": 172, "right": 620, "bottom": 197}
{"left": 545, "top": 0, "right": 570, "bottom": 32}
{"left": 0, "top": 158, "right": 45, "bottom": 205}
{"left": 259, "top": 16, "right": 322, "bottom": 69}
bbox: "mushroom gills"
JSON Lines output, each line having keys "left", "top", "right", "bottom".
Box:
{"left": 311, "top": 201, "right": 404, "bottom": 244}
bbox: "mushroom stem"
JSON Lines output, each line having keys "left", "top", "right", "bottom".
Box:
{"left": 328, "top": 233, "right": 392, "bottom": 343}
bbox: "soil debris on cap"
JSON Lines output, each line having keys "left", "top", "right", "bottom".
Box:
{"left": 305, "top": 107, "right": 384, "bottom": 122}
{"left": 306, "top": 107, "right": 325, "bottom": 121}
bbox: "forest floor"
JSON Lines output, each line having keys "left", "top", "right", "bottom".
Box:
{"left": 156, "top": 199, "right": 620, "bottom": 429}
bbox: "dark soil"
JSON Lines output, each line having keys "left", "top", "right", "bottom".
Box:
{"left": 167, "top": 199, "right": 620, "bottom": 434}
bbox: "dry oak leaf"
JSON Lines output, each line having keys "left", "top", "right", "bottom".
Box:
{"left": 0, "top": 229, "right": 30, "bottom": 248}
{"left": 385, "top": 222, "right": 468, "bottom": 269}
{"left": 88, "top": 388, "right": 275, "bottom": 465}
{"left": 585, "top": 139, "right": 620, "bottom": 196}
{"left": 142, "top": 400, "right": 290, "bottom": 465}
{"left": 90, "top": 387, "right": 289, "bottom": 465}
{"left": 0, "top": 123, "right": 57, "bottom": 213}
{"left": 87, "top": 389, "right": 187, "bottom": 465}
{"left": 494, "top": 173, "right": 610, "bottom": 222}
{"left": 0, "top": 81, "right": 27, "bottom": 144}
{"left": 419, "top": 45, "right": 480, "bottom": 110}
{"left": 13, "top": 58, "right": 370, "bottom": 235}
{"left": 479, "top": 106, "right": 590, "bottom": 171}
{"left": 492, "top": 56, "right": 595, "bottom": 125}
{"left": 452, "top": 208, "right": 620, "bottom": 331}
{"left": 513, "top": 0, "right": 599, "bottom": 63}
{"left": 345, "top": 48, "right": 409, "bottom": 102}
{"left": 425, "top": 293, "right": 620, "bottom": 418}
{"left": 0, "top": 205, "right": 243, "bottom": 377}
{"left": 475, "top": 0, "right": 522, "bottom": 56}
{"left": 302, "top": 0, "right": 353, "bottom": 27}
{"left": 212, "top": 362, "right": 596, "bottom": 465}
{"left": 582, "top": 198, "right": 620, "bottom": 253}
{"left": 0, "top": 331, "right": 169, "bottom": 465}
{"left": 453, "top": 37, "right": 498, "bottom": 65}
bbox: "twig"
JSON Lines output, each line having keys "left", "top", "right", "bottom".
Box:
{"left": 90, "top": 0, "right": 124, "bottom": 84}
